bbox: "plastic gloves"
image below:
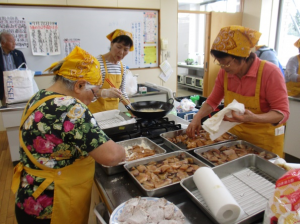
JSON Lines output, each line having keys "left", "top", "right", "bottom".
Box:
{"left": 100, "top": 88, "right": 122, "bottom": 98}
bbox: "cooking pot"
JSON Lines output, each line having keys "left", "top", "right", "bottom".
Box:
{"left": 126, "top": 99, "right": 174, "bottom": 119}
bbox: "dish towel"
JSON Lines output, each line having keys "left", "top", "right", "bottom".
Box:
{"left": 202, "top": 99, "right": 245, "bottom": 140}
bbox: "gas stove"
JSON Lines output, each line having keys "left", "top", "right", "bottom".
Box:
{"left": 106, "top": 114, "right": 189, "bottom": 146}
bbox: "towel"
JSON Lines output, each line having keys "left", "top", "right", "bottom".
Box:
{"left": 202, "top": 99, "right": 245, "bottom": 140}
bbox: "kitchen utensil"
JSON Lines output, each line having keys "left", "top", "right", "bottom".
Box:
{"left": 105, "top": 78, "right": 132, "bottom": 106}
{"left": 180, "top": 154, "right": 286, "bottom": 224}
{"left": 193, "top": 140, "right": 278, "bottom": 167}
{"left": 127, "top": 99, "right": 174, "bottom": 119}
{"left": 101, "top": 137, "right": 166, "bottom": 175}
{"left": 124, "top": 151, "right": 208, "bottom": 197}
{"left": 160, "top": 129, "right": 237, "bottom": 152}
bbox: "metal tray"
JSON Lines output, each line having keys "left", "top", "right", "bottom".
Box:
{"left": 160, "top": 129, "right": 237, "bottom": 152}
{"left": 124, "top": 151, "right": 209, "bottom": 197}
{"left": 193, "top": 140, "right": 279, "bottom": 167}
{"left": 101, "top": 137, "right": 166, "bottom": 175}
{"left": 180, "top": 154, "right": 286, "bottom": 224}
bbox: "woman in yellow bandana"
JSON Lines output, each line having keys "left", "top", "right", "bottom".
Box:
{"left": 285, "top": 38, "right": 300, "bottom": 96}
{"left": 11, "top": 46, "right": 125, "bottom": 224}
{"left": 88, "top": 29, "right": 134, "bottom": 113}
{"left": 186, "top": 25, "right": 289, "bottom": 158}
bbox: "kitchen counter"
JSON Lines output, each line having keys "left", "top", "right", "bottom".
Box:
{"left": 94, "top": 152, "right": 214, "bottom": 224}
{"left": 94, "top": 149, "right": 264, "bottom": 224}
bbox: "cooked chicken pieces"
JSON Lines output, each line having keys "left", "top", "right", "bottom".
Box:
{"left": 126, "top": 145, "right": 157, "bottom": 161}
{"left": 117, "top": 197, "right": 185, "bottom": 224}
{"left": 129, "top": 153, "right": 202, "bottom": 190}
{"left": 201, "top": 144, "right": 275, "bottom": 165}
{"left": 166, "top": 129, "right": 235, "bottom": 149}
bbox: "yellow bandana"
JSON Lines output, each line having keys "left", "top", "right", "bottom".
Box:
{"left": 44, "top": 46, "right": 102, "bottom": 85}
{"left": 211, "top": 25, "right": 262, "bottom": 57}
{"left": 294, "top": 38, "right": 300, "bottom": 48}
{"left": 106, "top": 29, "right": 134, "bottom": 51}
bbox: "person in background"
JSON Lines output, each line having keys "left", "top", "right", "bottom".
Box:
{"left": 285, "top": 38, "right": 300, "bottom": 96}
{"left": 255, "top": 45, "right": 285, "bottom": 76}
{"left": 88, "top": 29, "right": 134, "bottom": 114}
{"left": 186, "top": 25, "right": 289, "bottom": 158}
{"left": 11, "top": 46, "right": 126, "bottom": 224}
{"left": 0, "top": 31, "right": 26, "bottom": 106}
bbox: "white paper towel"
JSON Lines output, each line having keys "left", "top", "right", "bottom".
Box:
{"left": 193, "top": 167, "right": 241, "bottom": 224}
{"left": 202, "top": 99, "right": 245, "bottom": 140}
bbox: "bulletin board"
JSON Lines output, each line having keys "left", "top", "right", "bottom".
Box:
{"left": 0, "top": 5, "right": 159, "bottom": 71}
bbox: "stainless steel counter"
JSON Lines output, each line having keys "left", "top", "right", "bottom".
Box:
{"left": 94, "top": 161, "right": 214, "bottom": 224}
{"left": 94, "top": 150, "right": 263, "bottom": 224}
{"left": 288, "top": 94, "right": 300, "bottom": 102}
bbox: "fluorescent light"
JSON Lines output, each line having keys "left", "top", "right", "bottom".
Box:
{"left": 178, "top": 0, "right": 203, "bottom": 3}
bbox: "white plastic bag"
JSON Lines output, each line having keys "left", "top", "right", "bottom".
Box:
{"left": 3, "top": 63, "right": 39, "bottom": 104}
{"left": 125, "top": 69, "right": 137, "bottom": 96}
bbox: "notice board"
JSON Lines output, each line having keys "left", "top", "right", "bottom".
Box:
{"left": 0, "top": 5, "right": 159, "bottom": 71}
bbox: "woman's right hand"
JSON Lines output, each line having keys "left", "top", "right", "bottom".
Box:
{"left": 100, "top": 88, "right": 122, "bottom": 98}
{"left": 186, "top": 116, "right": 202, "bottom": 138}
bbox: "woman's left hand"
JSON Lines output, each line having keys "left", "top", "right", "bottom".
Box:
{"left": 223, "top": 109, "right": 255, "bottom": 123}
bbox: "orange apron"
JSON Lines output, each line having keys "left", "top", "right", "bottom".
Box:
{"left": 224, "top": 61, "right": 285, "bottom": 158}
{"left": 12, "top": 95, "right": 95, "bottom": 224}
{"left": 286, "top": 55, "right": 300, "bottom": 96}
{"left": 88, "top": 55, "right": 123, "bottom": 113}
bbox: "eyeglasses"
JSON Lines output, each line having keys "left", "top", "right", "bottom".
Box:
{"left": 90, "top": 89, "right": 99, "bottom": 103}
{"left": 214, "top": 58, "right": 235, "bottom": 68}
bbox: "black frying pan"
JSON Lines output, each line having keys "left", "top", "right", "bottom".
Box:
{"left": 126, "top": 99, "right": 174, "bottom": 119}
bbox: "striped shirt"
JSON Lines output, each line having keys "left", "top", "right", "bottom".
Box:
{"left": 96, "top": 55, "right": 128, "bottom": 99}
{"left": 1, "top": 48, "right": 16, "bottom": 71}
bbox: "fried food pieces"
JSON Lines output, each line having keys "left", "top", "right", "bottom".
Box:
{"left": 129, "top": 153, "right": 201, "bottom": 190}
{"left": 167, "top": 130, "right": 234, "bottom": 149}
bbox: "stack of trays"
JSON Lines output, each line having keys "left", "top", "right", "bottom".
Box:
{"left": 101, "top": 137, "right": 166, "bottom": 175}
{"left": 180, "top": 155, "right": 286, "bottom": 224}
{"left": 124, "top": 151, "right": 208, "bottom": 197}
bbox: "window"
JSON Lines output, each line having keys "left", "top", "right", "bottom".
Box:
{"left": 276, "top": 0, "right": 300, "bottom": 67}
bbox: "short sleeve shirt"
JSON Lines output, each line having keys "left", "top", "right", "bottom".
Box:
{"left": 15, "top": 90, "right": 110, "bottom": 219}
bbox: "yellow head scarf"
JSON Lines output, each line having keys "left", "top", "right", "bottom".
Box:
{"left": 211, "top": 25, "right": 262, "bottom": 57}
{"left": 294, "top": 38, "right": 300, "bottom": 48}
{"left": 106, "top": 29, "right": 134, "bottom": 51}
{"left": 44, "top": 46, "right": 102, "bottom": 85}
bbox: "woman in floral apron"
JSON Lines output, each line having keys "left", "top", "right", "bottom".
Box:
{"left": 11, "top": 46, "right": 125, "bottom": 224}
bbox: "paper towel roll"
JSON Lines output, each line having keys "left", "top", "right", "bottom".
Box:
{"left": 193, "top": 167, "right": 241, "bottom": 224}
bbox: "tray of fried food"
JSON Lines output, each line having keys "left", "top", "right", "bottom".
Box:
{"left": 124, "top": 151, "right": 209, "bottom": 197}
{"left": 160, "top": 128, "right": 237, "bottom": 151}
{"left": 193, "top": 140, "right": 278, "bottom": 167}
{"left": 101, "top": 137, "right": 166, "bottom": 175}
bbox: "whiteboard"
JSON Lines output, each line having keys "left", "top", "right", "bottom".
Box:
{"left": 0, "top": 5, "right": 159, "bottom": 71}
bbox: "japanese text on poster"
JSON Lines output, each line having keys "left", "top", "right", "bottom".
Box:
{"left": 132, "top": 22, "right": 142, "bottom": 66}
{"left": 29, "top": 21, "right": 61, "bottom": 56}
{"left": 144, "top": 46, "right": 156, "bottom": 64}
{"left": 0, "top": 16, "right": 28, "bottom": 48}
{"left": 144, "top": 12, "right": 157, "bottom": 44}
{"left": 64, "top": 38, "right": 80, "bottom": 57}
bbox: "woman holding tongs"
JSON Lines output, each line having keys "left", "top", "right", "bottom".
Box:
{"left": 88, "top": 29, "right": 134, "bottom": 113}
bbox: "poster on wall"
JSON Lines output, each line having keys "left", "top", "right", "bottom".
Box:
{"left": 29, "top": 21, "right": 61, "bottom": 56}
{"left": 64, "top": 38, "right": 80, "bottom": 57}
{"left": 0, "top": 16, "right": 29, "bottom": 48}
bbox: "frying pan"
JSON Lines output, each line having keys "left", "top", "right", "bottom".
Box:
{"left": 125, "top": 99, "right": 174, "bottom": 119}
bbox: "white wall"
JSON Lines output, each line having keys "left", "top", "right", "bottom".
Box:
{"left": 0, "top": 0, "right": 178, "bottom": 131}
{"left": 242, "top": 0, "right": 279, "bottom": 48}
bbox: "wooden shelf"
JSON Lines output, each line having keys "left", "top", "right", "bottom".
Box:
{"left": 177, "top": 83, "right": 203, "bottom": 92}
{"left": 178, "top": 64, "right": 204, "bottom": 71}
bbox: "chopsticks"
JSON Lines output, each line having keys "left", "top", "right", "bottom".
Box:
{"left": 105, "top": 78, "right": 133, "bottom": 111}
